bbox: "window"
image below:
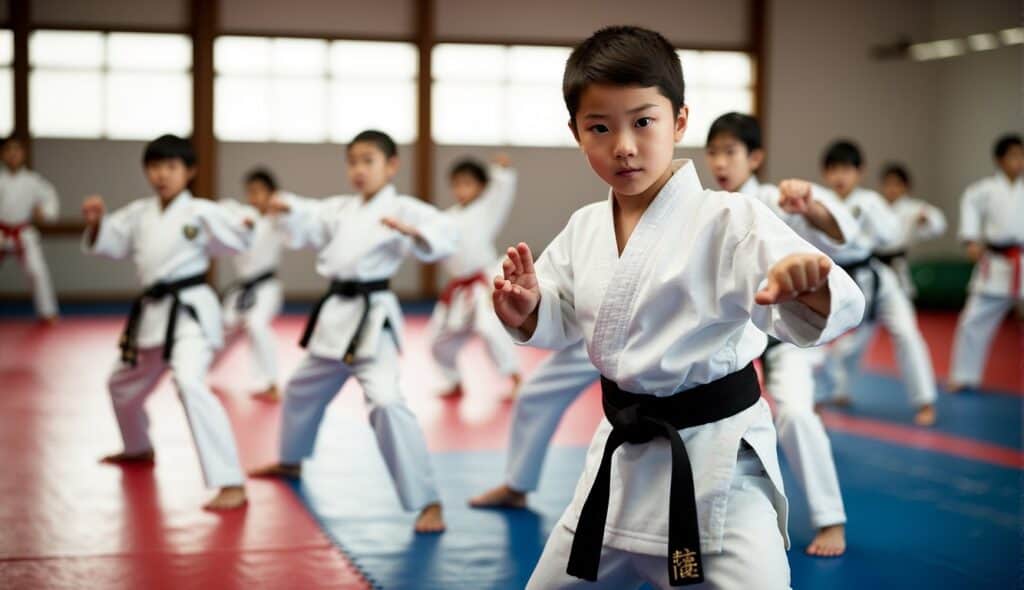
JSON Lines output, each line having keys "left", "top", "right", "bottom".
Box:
{"left": 29, "top": 31, "right": 192, "bottom": 139}
{"left": 0, "top": 31, "right": 12, "bottom": 137}
{"left": 214, "top": 36, "right": 417, "bottom": 144}
{"left": 432, "top": 44, "right": 755, "bottom": 148}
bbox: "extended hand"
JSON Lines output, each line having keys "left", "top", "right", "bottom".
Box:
{"left": 492, "top": 242, "right": 541, "bottom": 329}
{"left": 756, "top": 253, "right": 832, "bottom": 305}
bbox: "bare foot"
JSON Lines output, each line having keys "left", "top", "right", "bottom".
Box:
{"left": 469, "top": 484, "right": 527, "bottom": 509}
{"left": 100, "top": 449, "right": 155, "bottom": 465}
{"left": 438, "top": 384, "right": 463, "bottom": 398}
{"left": 947, "top": 382, "right": 974, "bottom": 394}
{"left": 503, "top": 374, "right": 523, "bottom": 401}
{"left": 914, "top": 404, "right": 936, "bottom": 427}
{"left": 828, "top": 394, "right": 852, "bottom": 408}
{"left": 415, "top": 502, "right": 446, "bottom": 533}
{"left": 40, "top": 316, "right": 58, "bottom": 326}
{"left": 204, "top": 485, "right": 248, "bottom": 510}
{"left": 248, "top": 462, "right": 302, "bottom": 480}
{"left": 251, "top": 385, "right": 281, "bottom": 403}
{"left": 806, "top": 524, "right": 846, "bottom": 557}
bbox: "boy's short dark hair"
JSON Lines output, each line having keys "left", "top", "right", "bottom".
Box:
{"left": 143, "top": 134, "right": 196, "bottom": 167}
{"left": 348, "top": 129, "right": 397, "bottom": 159}
{"left": 881, "top": 162, "right": 911, "bottom": 187}
{"left": 245, "top": 167, "right": 278, "bottom": 192}
{"left": 822, "top": 140, "right": 863, "bottom": 169}
{"left": 562, "top": 26, "right": 684, "bottom": 127}
{"left": 449, "top": 158, "right": 489, "bottom": 185}
{"left": 1, "top": 134, "right": 26, "bottom": 148}
{"left": 706, "top": 112, "right": 762, "bottom": 152}
{"left": 994, "top": 133, "right": 1023, "bottom": 159}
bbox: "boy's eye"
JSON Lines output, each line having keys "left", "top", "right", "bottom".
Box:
{"left": 588, "top": 124, "right": 609, "bottom": 134}
{"left": 635, "top": 117, "right": 653, "bottom": 128}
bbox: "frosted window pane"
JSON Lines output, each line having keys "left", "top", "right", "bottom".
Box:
{"left": 432, "top": 82, "right": 503, "bottom": 145}
{"left": 215, "top": 76, "right": 272, "bottom": 141}
{"left": 214, "top": 36, "right": 271, "bottom": 74}
{"left": 270, "top": 77, "right": 327, "bottom": 142}
{"left": 30, "top": 31, "right": 104, "bottom": 68}
{"left": 0, "top": 31, "right": 12, "bottom": 66}
{"left": 698, "top": 52, "right": 753, "bottom": 87}
{"left": 432, "top": 44, "right": 506, "bottom": 82}
{"left": 30, "top": 70, "right": 103, "bottom": 137}
{"left": 106, "top": 72, "right": 191, "bottom": 139}
{"left": 272, "top": 38, "right": 328, "bottom": 76}
{"left": 330, "top": 41, "right": 417, "bottom": 79}
{"left": 507, "top": 46, "right": 571, "bottom": 83}
{"left": 506, "top": 84, "right": 574, "bottom": 146}
{"left": 0, "top": 69, "right": 11, "bottom": 136}
{"left": 680, "top": 88, "right": 753, "bottom": 147}
{"left": 330, "top": 80, "right": 416, "bottom": 144}
{"left": 108, "top": 33, "right": 191, "bottom": 72}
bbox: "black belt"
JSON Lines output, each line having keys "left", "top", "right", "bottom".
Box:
{"left": 759, "top": 336, "right": 783, "bottom": 379}
{"left": 987, "top": 242, "right": 1022, "bottom": 255}
{"left": 299, "top": 278, "right": 390, "bottom": 363}
{"left": 226, "top": 269, "right": 276, "bottom": 311}
{"left": 840, "top": 256, "right": 880, "bottom": 322}
{"left": 119, "top": 272, "right": 207, "bottom": 366}
{"left": 567, "top": 364, "right": 762, "bottom": 586}
{"left": 873, "top": 250, "right": 907, "bottom": 267}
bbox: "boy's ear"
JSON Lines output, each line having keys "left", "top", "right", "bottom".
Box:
{"left": 673, "top": 105, "right": 689, "bottom": 143}
{"left": 186, "top": 165, "right": 198, "bottom": 180}
{"left": 749, "top": 148, "right": 765, "bottom": 171}
{"left": 568, "top": 119, "right": 580, "bottom": 144}
{"left": 386, "top": 155, "right": 400, "bottom": 176}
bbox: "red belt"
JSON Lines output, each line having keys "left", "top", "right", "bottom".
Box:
{"left": 0, "top": 222, "right": 28, "bottom": 263}
{"left": 439, "top": 271, "right": 488, "bottom": 305}
{"left": 983, "top": 243, "right": 1022, "bottom": 298}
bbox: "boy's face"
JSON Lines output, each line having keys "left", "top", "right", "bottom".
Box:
{"left": 997, "top": 145, "right": 1024, "bottom": 180}
{"left": 145, "top": 159, "right": 194, "bottom": 201}
{"left": 245, "top": 180, "right": 274, "bottom": 213}
{"left": 705, "top": 134, "right": 762, "bottom": 192}
{"left": 880, "top": 173, "right": 908, "bottom": 203}
{"left": 823, "top": 163, "right": 861, "bottom": 198}
{"left": 572, "top": 84, "right": 686, "bottom": 198}
{"left": 451, "top": 172, "right": 485, "bottom": 206}
{"left": 1, "top": 140, "right": 26, "bottom": 170}
{"left": 347, "top": 142, "right": 398, "bottom": 197}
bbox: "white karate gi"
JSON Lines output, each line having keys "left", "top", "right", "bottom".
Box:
{"left": 219, "top": 198, "right": 286, "bottom": 391}
{"left": 516, "top": 161, "right": 865, "bottom": 589}
{"left": 0, "top": 166, "right": 59, "bottom": 318}
{"left": 874, "top": 195, "right": 947, "bottom": 296}
{"left": 274, "top": 185, "right": 455, "bottom": 512}
{"left": 950, "top": 173, "right": 1024, "bottom": 386}
{"left": 428, "top": 165, "right": 521, "bottom": 388}
{"left": 83, "top": 191, "right": 252, "bottom": 488}
{"left": 821, "top": 186, "right": 939, "bottom": 408}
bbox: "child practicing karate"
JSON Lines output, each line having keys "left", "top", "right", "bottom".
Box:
{"left": 218, "top": 168, "right": 288, "bottom": 402}
{"left": 82, "top": 134, "right": 251, "bottom": 510}
{"left": 493, "top": 27, "right": 864, "bottom": 589}
{"left": 949, "top": 133, "right": 1024, "bottom": 392}
{"left": 249, "top": 130, "right": 455, "bottom": 533}
{"left": 0, "top": 135, "right": 60, "bottom": 322}
{"left": 817, "top": 140, "right": 939, "bottom": 426}
{"left": 428, "top": 154, "right": 522, "bottom": 398}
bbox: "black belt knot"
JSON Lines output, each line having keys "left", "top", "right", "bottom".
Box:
{"left": 119, "top": 272, "right": 207, "bottom": 366}
{"left": 299, "top": 278, "right": 391, "bottom": 363}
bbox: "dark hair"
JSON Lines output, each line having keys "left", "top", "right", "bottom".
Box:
{"left": 881, "top": 162, "right": 911, "bottom": 187}
{"left": 822, "top": 140, "right": 863, "bottom": 169}
{"left": 706, "top": 112, "right": 762, "bottom": 152}
{"left": 143, "top": 134, "right": 196, "bottom": 167}
{"left": 245, "top": 167, "right": 278, "bottom": 192}
{"left": 348, "top": 129, "right": 397, "bottom": 159}
{"left": 994, "top": 133, "right": 1023, "bottom": 159}
{"left": 1, "top": 134, "right": 26, "bottom": 148}
{"left": 449, "top": 158, "right": 489, "bottom": 185}
{"left": 563, "top": 26, "right": 684, "bottom": 127}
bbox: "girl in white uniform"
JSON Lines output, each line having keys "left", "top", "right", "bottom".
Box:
{"left": 0, "top": 136, "right": 60, "bottom": 322}
{"left": 428, "top": 154, "right": 522, "bottom": 398}
{"left": 81, "top": 135, "right": 251, "bottom": 511}
{"left": 818, "top": 140, "right": 939, "bottom": 427}
{"left": 949, "top": 134, "right": 1024, "bottom": 391}
{"left": 249, "top": 130, "right": 455, "bottom": 534}
{"left": 495, "top": 28, "right": 864, "bottom": 589}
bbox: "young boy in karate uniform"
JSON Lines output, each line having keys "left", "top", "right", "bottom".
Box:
{"left": 817, "top": 141, "right": 939, "bottom": 426}
{"left": 428, "top": 154, "right": 522, "bottom": 398}
{"left": 949, "top": 134, "right": 1024, "bottom": 392}
{"left": 82, "top": 134, "right": 251, "bottom": 510}
{"left": 0, "top": 135, "right": 60, "bottom": 322}
{"left": 494, "top": 27, "right": 864, "bottom": 589}
{"left": 249, "top": 130, "right": 455, "bottom": 533}
{"left": 874, "top": 164, "right": 947, "bottom": 296}
{"left": 219, "top": 168, "right": 288, "bottom": 402}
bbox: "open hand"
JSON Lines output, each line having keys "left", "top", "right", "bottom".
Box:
{"left": 381, "top": 216, "right": 421, "bottom": 239}
{"left": 492, "top": 242, "right": 541, "bottom": 329}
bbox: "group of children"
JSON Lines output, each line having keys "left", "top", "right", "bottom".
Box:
{"left": 2, "top": 22, "right": 1020, "bottom": 590}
